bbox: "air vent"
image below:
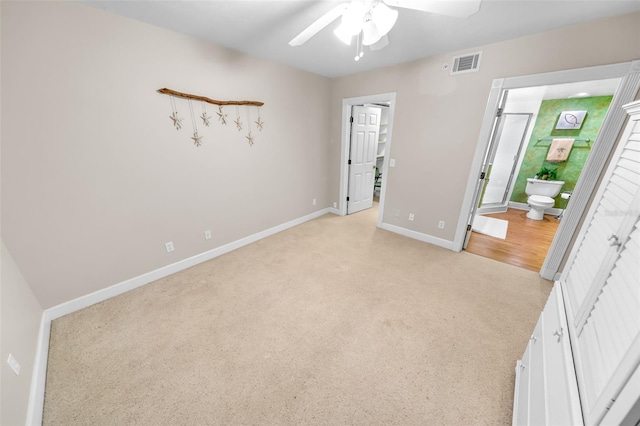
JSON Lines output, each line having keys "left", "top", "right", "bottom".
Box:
{"left": 451, "top": 51, "right": 482, "bottom": 75}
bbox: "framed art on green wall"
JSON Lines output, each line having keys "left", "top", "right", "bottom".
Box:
{"left": 556, "top": 110, "right": 587, "bottom": 129}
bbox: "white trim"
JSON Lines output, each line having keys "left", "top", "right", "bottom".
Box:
{"left": 339, "top": 92, "right": 396, "bottom": 228}
{"left": 25, "top": 207, "right": 333, "bottom": 425}
{"left": 453, "top": 78, "right": 504, "bottom": 250}
{"left": 25, "top": 313, "right": 52, "bottom": 426}
{"left": 380, "top": 222, "right": 455, "bottom": 251}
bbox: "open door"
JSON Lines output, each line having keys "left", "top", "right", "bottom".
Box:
{"left": 463, "top": 89, "right": 509, "bottom": 248}
{"left": 347, "top": 105, "right": 381, "bottom": 214}
{"left": 477, "top": 113, "right": 532, "bottom": 214}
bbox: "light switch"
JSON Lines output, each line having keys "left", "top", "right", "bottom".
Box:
{"left": 389, "top": 158, "right": 396, "bottom": 167}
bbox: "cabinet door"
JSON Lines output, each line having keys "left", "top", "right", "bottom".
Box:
{"left": 528, "top": 316, "right": 546, "bottom": 425}
{"left": 514, "top": 344, "right": 531, "bottom": 426}
{"left": 543, "top": 285, "right": 582, "bottom": 425}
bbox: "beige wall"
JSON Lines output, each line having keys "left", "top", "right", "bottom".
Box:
{"left": 330, "top": 12, "right": 640, "bottom": 241}
{"left": 1, "top": 1, "right": 331, "bottom": 308}
{"left": 1, "top": 241, "right": 43, "bottom": 426}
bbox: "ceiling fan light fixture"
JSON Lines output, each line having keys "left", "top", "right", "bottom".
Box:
{"left": 333, "top": 24, "right": 353, "bottom": 45}
{"left": 362, "top": 20, "right": 382, "bottom": 46}
{"left": 341, "top": 1, "right": 366, "bottom": 35}
{"left": 369, "top": 34, "right": 389, "bottom": 51}
{"left": 371, "top": 3, "right": 398, "bottom": 37}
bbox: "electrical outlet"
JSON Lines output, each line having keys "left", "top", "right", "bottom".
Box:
{"left": 312, "top": 198, "right": 317, "bottom": 206}
{"left": 204, "top": 230, "right": 211, "bottom": 240}
{"left": 438, "top": 220, "right": 445, "bottom": 229}
{"left": 395, "top": 209, "right": 401, "bottom": 218}
{"left": 7, "top": 354, "right": 20, "bottom": 375}
{"left": 333, "top": 202, "right": 337, "bottom": 209}
{"left": 409, "top": 213, "right": 414, "bottom": 221}
{"left": 165, "top": 241, "right": 175, "bottom": 252}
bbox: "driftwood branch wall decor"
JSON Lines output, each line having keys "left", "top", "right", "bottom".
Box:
{"left": 157, "top": 88, "right": 265, "bottom": 147}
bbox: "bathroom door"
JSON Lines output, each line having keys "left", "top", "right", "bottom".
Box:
{"left": 463, "top": 89, "right": 509, "bottom": 249}
{"left": 478, "top": 113, "right": 532, "bottom": 213}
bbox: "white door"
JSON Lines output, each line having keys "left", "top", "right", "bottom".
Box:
{"left": 463, "top": 90, "right": 509, "bottom": 247}
{"left": 479, "top": 113, "right": 532, "bottom": 212}
{"left": 347, "top": 105, "right": 381, "bottom": 214}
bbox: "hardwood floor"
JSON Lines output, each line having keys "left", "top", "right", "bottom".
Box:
{"left": 465, "top": 208, "right": 560, "bottom": 272}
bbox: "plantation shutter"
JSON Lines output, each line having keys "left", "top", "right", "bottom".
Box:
{"left": 560, "top": 101, "right": 640, "bottom": 425}
{"left": 563, "top": 129, "right": 639, "bottom": 313}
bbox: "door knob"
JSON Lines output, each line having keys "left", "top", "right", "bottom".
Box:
{"left": 608, "top": 234, "right": 622, "bottom": 250}
{"left": 553, "top": 328, "right": 563, "bottom": 342}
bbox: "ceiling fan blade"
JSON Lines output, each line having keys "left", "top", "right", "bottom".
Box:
{"left": 383, "top": 0, "right": 481, "bottom": 19}
{"left": 289, "top": 3, "right": 349, "bottom": 47}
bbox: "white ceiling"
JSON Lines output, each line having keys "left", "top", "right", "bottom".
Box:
{"left": 81, "top": 0, "right": 640, "bottom": 78}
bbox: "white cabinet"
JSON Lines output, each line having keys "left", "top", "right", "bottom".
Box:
{"left": 513, "top": 284, "right": 582, "bottom": 426}
{"left": 514, "top": 101, "right": 640, "bottom": 425}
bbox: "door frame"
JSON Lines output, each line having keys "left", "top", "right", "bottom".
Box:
{"left": 339, "top": 92, "right": 396, "bottom": 227}
{"left": 454, "top": 60, "right": 640, "bottom": 280}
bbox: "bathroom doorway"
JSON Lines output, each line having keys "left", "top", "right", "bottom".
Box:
{"left": 455, "top": 61, "right": 640, "bottom": 279}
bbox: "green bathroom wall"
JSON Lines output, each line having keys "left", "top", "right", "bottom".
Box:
{"left": 510, "top": 95, "right": 613, "bottom": 208}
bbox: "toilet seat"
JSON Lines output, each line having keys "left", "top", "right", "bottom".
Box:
{"left": 528, "top": 195, "right": 554, "bottom": 205}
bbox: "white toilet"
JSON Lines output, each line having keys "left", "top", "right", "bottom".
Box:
{"left": 525, "top": 178, "right": 565, "bottom": 220}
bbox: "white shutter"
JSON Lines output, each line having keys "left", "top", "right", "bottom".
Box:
{"left": 560, "top": 101, "right": 640, "bottom": 425}
{"left": 574, "top": 218, "right": 640, "bottom": 423}
{"left": 564, "top": 122, "right": 640, "bottom": 315}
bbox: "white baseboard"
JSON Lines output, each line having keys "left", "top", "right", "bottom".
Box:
{"left": 26, "top": 207, "right": 332, "bottom": 425}
{"left": 379, "top": 223, "right": 455, "bottom": 251}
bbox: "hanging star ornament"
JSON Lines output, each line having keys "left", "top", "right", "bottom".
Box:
{"left": 200, "top": 111, "right": 212, "bottom": 127}
{"left": 234, "top": 116, "right": 243, "bottom": 131}
{"left": 255, "top": 117, "right": 264, "bottom": 131}
{"left": 246, "top": 132, "right": 254, "bottom": 146}
{"left": 169, "top": 112, "right": 183, "bottom": 130}
{"left": 217, "top": 106, "right": 228, "bottom": 125}
{"left": 191, "top": 131, "right": 203, "bottom": 147}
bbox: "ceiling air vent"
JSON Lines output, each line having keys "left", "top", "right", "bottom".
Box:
{"left": 451, "top": 51, "right": 482, "bottom": 75}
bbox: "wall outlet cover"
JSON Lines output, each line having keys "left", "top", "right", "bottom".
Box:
{"left": 7, "top": 354, "right": 20, "bottom": 375}
{"left": 165, "top": 242, "right": 175, "bottom": 252}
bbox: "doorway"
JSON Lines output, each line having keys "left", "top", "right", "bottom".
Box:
{"left": 454, "top": 61, "right": 640, "bottom": 279}
{"left": 339, "top": 93, "right": 396, "bottom": 226}
{"left": 467, "top": 79, "right": 620, "bottom": 271}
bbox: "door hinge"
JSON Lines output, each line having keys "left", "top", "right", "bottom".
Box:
{"left": 480, "top": 171, "right": 486, "bottom": 180}
{"left": 350, "top": 116, "right": 354, "bottom": 123}
{"left": 605, "top": 398, "right": 615, "bottom": 410}
{"left": 348, "top": 159, "right": 352, "bottom": 165}
{"left": 496, "top": 108, "right": 503, "bottom": 117}
{"left": 467, "top": 224, "right": 472, "bottom": 231}
{"left": 346, "top": 196, "right": 350, "bottom": 201}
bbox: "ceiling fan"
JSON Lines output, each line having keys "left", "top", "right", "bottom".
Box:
{"left": 289, "top": 0, "right": 481, "bottom": 60}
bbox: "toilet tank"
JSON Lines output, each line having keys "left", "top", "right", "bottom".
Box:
{"left": 525, "top": 178, "right": 565, "bottom": 197}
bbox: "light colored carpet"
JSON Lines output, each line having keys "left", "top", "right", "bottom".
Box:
{"left": 43, "top": 204, "right": 552, "bottom": 425}
{"left": 472, "top": 215, "right": 509, "bottom": 240}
